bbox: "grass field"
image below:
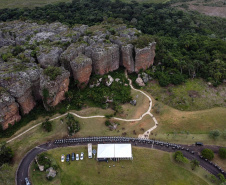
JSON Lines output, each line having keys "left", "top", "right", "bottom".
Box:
{"left": 145, "top": 79, "right": 226, "bottom": 111}
{"left": 0, "top": 0, "right": 167, "bottom": 9}
{"left": 0, "top": 0, "right": 72, "bottom": 9}
{"left": 30, "top": 146, "right": 212, "bottom": 185}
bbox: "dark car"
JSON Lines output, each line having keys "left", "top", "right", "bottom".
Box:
{"left": 195, "top": 142, "right": 203, "bottom": 146}
{"left": 66, "top": 154, "right": 70, "bottom": 162}
{"left": 72, "top": 153, "right": 75, "bottom": 161}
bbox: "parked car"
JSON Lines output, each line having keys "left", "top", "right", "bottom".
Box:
{"left": 61, "top": 154, "right": 65, "bottom": 162}
{"left": 25, "top": 177, "right": 31, "bottom": 185}
{"left": 66, "top": 154, "right": 70, "bottom": 162}
{"left": 195, "top": 142, "right": 203, "bottom": 146}
{"left": 76, "top": 154, "right": 79, "bottom": 161}
{"left": 72, "top": 153, "right": 75, "bottom": 161}
{"left": 80, "top": 152, "right": 84, "bottom": 160}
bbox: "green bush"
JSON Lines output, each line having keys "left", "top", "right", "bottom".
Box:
{"left": 44, "top": 66, "right": 62, "bottom": 81}
{"left": 66, "top": 113, "right": 80, "bottom": 135}
{"left": 105, "top": 120, "right": 111, "bottom": 126}
{"left": 42, "top": 119, "right": 52, "bottom": 132}
{"left": 209, "top": 130, "right": 220, "bottom": 139}
{"left": 173, "top": 151, "right": 188, "bottom": 163}
{"left": 201, "top": 148, "right": 214, "bottom": 160}
{"left": 0, "top": 142, "right": 14, "bottom": 166}
{"left": 218, "top": 148, "right": 226, "bottom": 159}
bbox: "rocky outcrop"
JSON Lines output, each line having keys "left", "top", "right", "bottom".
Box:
{"left": 40, "top": 67, "right": 70, "bottom": 109}
{"left": 60, "top": 43, "right": 87, "bottom": 74}
{"left": 0, "top": 21, "right": 157, "bottom": 130}
{"left": 121, "top": 44, "right": 134, "bottom": 73}
{"left": 37, "top": 46, "right": 63, "bottom": 68}
{"left": 70, "top": 54, "right": 92, "bottom": 88}
{"left": 85, "top": 43, "right": 119, "bottom": 75}
{"left": 0, "top": 62, "right": 40, "bottom": 114}
{"left": 0, "top": 89, "right": 21, "bottom": 130}
{"left": 134, "top": 42, "right": 156, "bottom": 73}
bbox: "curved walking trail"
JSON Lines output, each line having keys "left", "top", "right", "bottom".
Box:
{"left": 7, "top": 71, "right": 158, "bottom": 143}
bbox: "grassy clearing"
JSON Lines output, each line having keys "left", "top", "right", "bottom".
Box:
{"left": 0, "top": 0, "right": 71, "bottom": 9}
{"left": 145, "top": 78, "right": 226, "bottom": 111}
{"left": 30, "top": 146, "right": 210, "bottom": 185}
{"left": 212, "top": 154, "right": 226, "bottom": 171}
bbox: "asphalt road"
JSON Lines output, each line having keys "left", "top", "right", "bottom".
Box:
{"left": 17, "top": 137, "right": 225, "bottom": 185}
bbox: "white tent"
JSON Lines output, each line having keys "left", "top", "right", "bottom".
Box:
{"left": 97, "top": 144, "right": 133, "bottom": 160}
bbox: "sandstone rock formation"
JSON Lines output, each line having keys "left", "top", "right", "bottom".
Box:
{"left": 0, "top": 89, "right": 21, "bottom": 130}
{"left": 85, "top": 43, "right": 119, "bottom": 75}
{"left": 40, "top": 67, "right": 70, "bottom": 109}
{"left": 70, "top": 54, "right": 92, "bottom": 88}
{"left": 134, "top": 42, "right": 156, "bottom": 73}
{"left": 37, "top": 46, "right": 63, "bottom": 68}
{"left": 0, "top": 21, "right": 157, "bottom": 129}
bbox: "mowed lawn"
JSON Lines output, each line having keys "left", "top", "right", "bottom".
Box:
{"left": 30, "top": 146, "right": 209, "bottom": 185}
{"left": 0, "top": 0, "right": 71, "bottom": 9}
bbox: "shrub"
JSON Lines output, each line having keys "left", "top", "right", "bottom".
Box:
{"left": 44, "top": 66, "right": 62, "bottom": 81}
{"left": 209, "top": 130, "right": 220, "bottom": 139}
{"left": 0, "top": 142, "right": 14, "bottom": 166}
{"left": 173, "top": 151, "right": 188, "bottom": 163}
{"left": 66, "top": 113, "right": 80, "bottom": 135}
{"left": 105, "top": 120, "right": 111, "bottom": 126}
{"left": 42, "top": 119, "right": 52, "bottom": 132}
{"left": 219, "top": 148, "right": 226, "bottom": 159}
{"left": 201, "top": 148, "right": 214, "bottom": 160}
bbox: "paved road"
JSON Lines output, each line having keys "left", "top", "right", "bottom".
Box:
{"left": 17, "top": 137, "right": 225, "bottom": 185}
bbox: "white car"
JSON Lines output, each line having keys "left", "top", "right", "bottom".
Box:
{"left": 76, "top": 154, "right": 79, "bottom": 161}
{"left": 80, "top": 152, "right": 84, "bottom": 160}
{"left": 61, "top": 154, "right": 65, "bottom": 162}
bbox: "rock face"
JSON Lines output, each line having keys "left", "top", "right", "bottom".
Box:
{"left": 121, "top": 44, "right": 135, "bottom": 73}
{"left": 134, "top": 42, "right": 156, "bottom": 73}
{"left": 60, "top": 43, "right": 87, "bottom": 74}
{"left": 85, "top": 43, "right": 119, "bottom": 75}
{"left": 0, "top": 21, "right": 157, "bottom": 130}
{"left": 0, "top": 62, "right": 39, "bottom": 114}
{"left": 70, "top": 54, "right": 92, "bottom": 88}
{"left": 40, "top": 67, "right": 70, "bottom": 109}
{"left": 0, "top": 89, "right": 21, "bottom": 130}
{"left": 37, "top": 46, "right": 63, "bottom": 68}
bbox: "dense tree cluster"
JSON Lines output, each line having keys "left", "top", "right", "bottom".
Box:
{"left": 0, "top": 0, "right": 225, "bottom": 85}
{"left": 0, "top": 142, "right": 14, "bottom": 166}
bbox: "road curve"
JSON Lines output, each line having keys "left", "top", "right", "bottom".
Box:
{"left": 17, "top": 137, "right": 225, "bottom": 185}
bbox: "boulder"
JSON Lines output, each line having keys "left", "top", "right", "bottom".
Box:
{"left": 135, "top": 77, "right": 145, "bottom": 87}
{"left": 40, "top": 67, "right": 70, "bottom": 109}
{"left": 37, "top": 46, "right": 63, "bottom": 68}
{"left": 141, "top": 72, "right": 149, "bottom": 83}
{"left": 134, "top": 42, "right": 156, "bottom": 73}
{"left": 0, "top": 89, "right": 21, "bottom": 130}
{"left": 46, "top": 167, "right": 56, "bottom": 178}
{"left": 70, "top": 54, "right": 92, "bottom": 88}
{"left": 106, "top": 75, "right": 114, "bottom": 86}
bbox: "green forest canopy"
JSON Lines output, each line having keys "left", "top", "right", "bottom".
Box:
{"left": 0, "top": 0, "right": 225, "bottom": 85}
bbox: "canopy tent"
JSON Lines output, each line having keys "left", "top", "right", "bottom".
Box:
{"left": 97, "top": 144, "right": 132, "bottom": 160}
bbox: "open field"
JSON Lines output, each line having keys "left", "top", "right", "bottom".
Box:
{"left": 212, "top": 154, "right": 226, "bottom": 171}
{"left": 172, "top": 0, "right": 226, "bottom": 18}
{"left": 30, "top": 146, "right": 211, "bottom": 185}
{"left": 0, "top": 0, "right": 71, "bottom": 9}
{"left": 145, "top": 79, "right": 226, "bottom": 111}
{"left": 0, "top": 0, "right": 168, "bottom": 9}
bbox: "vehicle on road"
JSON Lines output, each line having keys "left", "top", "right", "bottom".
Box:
{"left": 80, "top": 152, "right": 84, "bottom": 160}
{"left": 72, "top": 153, "right": 75, "bottom": 161}
{"left": 61, "top": 154, "right": 65, "bottom": 162}
{"left": 195, "top": 142, "right": 203, "bottom": 146}
{"left": 25, "top": 177, "right": 31, "bottom": 185}
{"left": 66, "top": 154, "right": 70, "bottom": 162}
{"left": 76, "top": 154, "right": 79, "bottom": 160}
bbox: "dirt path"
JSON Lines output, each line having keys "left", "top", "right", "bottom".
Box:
{"left": 7, "top": 71, "right": 158, "bottom": 143}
